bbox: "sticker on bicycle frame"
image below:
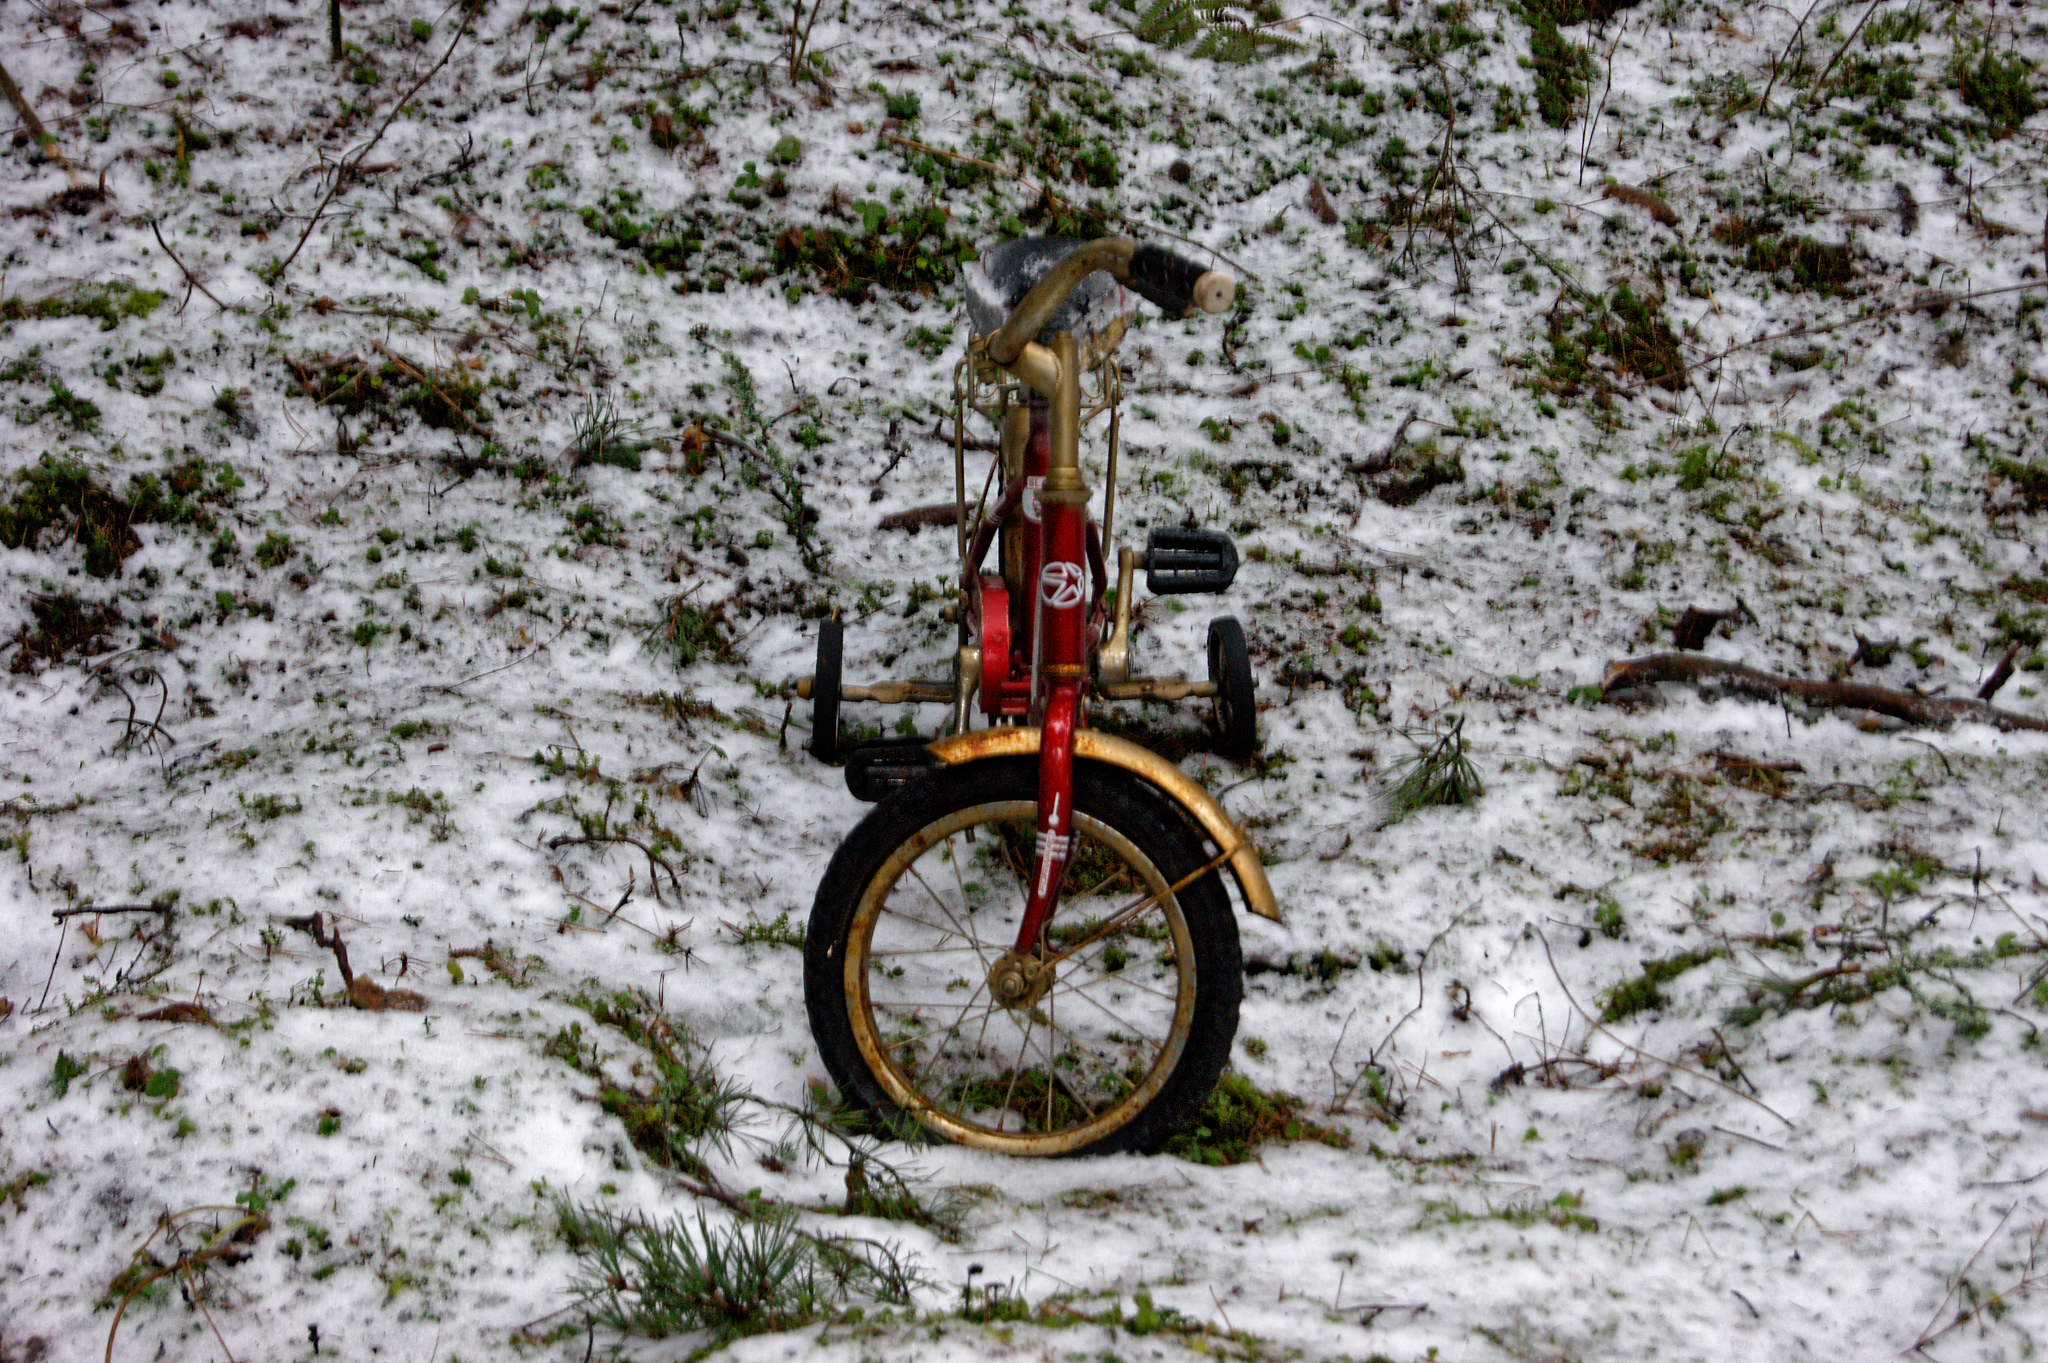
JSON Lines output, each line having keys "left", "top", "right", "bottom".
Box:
{"left": 1022, "top": 475, "right": 1044, "bottom": 523}
{"left": 1039, "top": 560, "right": 1085, "bottom": 610}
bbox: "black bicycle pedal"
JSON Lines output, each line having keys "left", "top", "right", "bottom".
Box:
{"left": 844, "top": 737, "right": 941, "bottom": 802}
{"left": 1145, "top": 527, "right": 1239, "bottom": 595}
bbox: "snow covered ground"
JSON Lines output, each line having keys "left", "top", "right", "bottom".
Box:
{"left": 1, "top": 0, "right": 2046, "bottom": 1358}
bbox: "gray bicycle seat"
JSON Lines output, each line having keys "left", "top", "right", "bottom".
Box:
{"left": 964, "top": 237, "right": 1132, "bottom": 351}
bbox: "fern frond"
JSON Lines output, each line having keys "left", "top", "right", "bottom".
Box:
{"left": 1128, "top": 0, "right": 1303, "bottom": 61}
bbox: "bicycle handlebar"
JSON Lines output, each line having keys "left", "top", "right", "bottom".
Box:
{"left": 985, "top": 238, "right": 1235, "bottom": 367}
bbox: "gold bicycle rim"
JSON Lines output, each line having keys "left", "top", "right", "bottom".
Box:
{"left": 844, "top": 798, "right": 1199, "bottom": 1155}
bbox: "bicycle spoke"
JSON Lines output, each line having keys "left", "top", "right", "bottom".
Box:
{"left": 903, "top": 986, "right": 994, "bottom": 1096}
{"left": 1051, "top": 982, "right": 1171, "bottom": 1058}
{"left": 866, "top": 943, "right": 984, "bottom": 958}
{"left": 1001, "top": 1010, "right": 1035, "bottom": 1129}
{"left": 1043, "top": 1017, "right": 1129, "bottom": 1107}
{"left": 905, "top": 860, "right": 997, "bottom": 967}
{"left": 954, "top": 1000, "right": 1006, "bottom": 1121}
{"left": 1060, "top": 963, "right": 1181, "bottom": 1005}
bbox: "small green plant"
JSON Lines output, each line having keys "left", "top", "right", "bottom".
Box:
{"left": 555, "top": 1201, "right": 922, "bottom": 1341}
{"left": 1601, "top": 947, "right": 1724, "bottom": 1021}
{"left": 645, "top": 596, "right": 729, "bottom": 669}
{"left": 254, "top": 532, "right": 293, "bottom": 568}
{"left": 727, "top": 910, "right": 805, "bottom": 948}
{"left": 1958, "top": 51, "right": 2037, "bottom": 127}
{"left": 570, "top": 388, "right": 649, "bottom": 470}
{"left": 239, "top": 792, "right": 304, "bottom": 821}
{"left": 49, "top": 1052, "right": 87, "bottom": 1098}
{"left": 1164, "top": 1073, "right": 1350, "bottom": 1165}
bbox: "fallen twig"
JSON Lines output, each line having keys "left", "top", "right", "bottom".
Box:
{"left": 1601, "top": 652, "right": 2048, "bottom": 732}
{"left": 276, "top": 911, "right": 426, "bottom": 1011}
{"left": 53, "top": 903, "right": 175, "bottom": 920}
{"left": 1636, "top": 280, "right": 2048, "bottom": 392}
{"left": 1535, "top": 928, "right": 1794, "bottom": 1128}
{"left": 267, "top": 17, "right": 472, "bottom": 284}
{"left": 150, "top": 218, "right": 229, "bottom": 314}
{"left": 0, "top": 55, "right": 82, "bottom": 181}
{"left": 423, "top": 615, "right": 578, "bottom": 694}
{"left": 1910, "top": 1206, "right": 2043, "bottom": 1352}
{"left": 546, "top": 832, "right": 686, "bottom": 902}
{"left": 104, "top": 1205, "right": 267, "bottom": 1363}
{"left": 369, "top": 341, "right": 495, "bottom": 441}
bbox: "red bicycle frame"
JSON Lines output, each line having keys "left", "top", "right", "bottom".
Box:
{"left": 960, "top": 332, "right": 1095, "bottom": 956}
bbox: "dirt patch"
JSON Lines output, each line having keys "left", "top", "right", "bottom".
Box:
{"left": 0, "top": 454, "right": 241, "bottom": 578}
{"left": 292, "top": 356, "right": 485, "bottom": 431}
{"left": 7, "top": 593, "right": 125, "bottom": 672}
{"left": 1713, "top": 215, "right": 1859, "bottom": 294}
{"left": 1543, "top": 285, "right": 1686, "bottom": 396}
{"left": 773, "top": 204, "right": 974, "bottom": 303}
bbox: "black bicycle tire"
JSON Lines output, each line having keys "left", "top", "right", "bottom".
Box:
{"left": 1207, "top": 616, "right": 1257, "bottom": 763}
{"left": 809, "top": 617, "right": 843, "bottom": 762}
{"left": 804, "top": 757, "right": 1241, "bottom": 1157}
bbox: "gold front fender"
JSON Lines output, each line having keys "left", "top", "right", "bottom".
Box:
{"left": 924, "top": 728, "right": 1282, "bottom": 923}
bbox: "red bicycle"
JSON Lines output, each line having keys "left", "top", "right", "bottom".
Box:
{"left": 799, "top": 238, "right": 1282, "bottom": 1156}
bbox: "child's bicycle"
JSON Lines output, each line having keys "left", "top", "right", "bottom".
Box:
{"left": 797, "top": 237, "right": 1282, "bottom": 1157}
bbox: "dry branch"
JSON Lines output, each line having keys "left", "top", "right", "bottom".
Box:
{"left": 268, "top": 17, "right": 472, "bottom": 284}
{"left": 1535, "top": 929, "right": 1794, "bottom": 1127}
{"left": 1636, "top": 279, "right": 2048, "bottom": 392}
{"left": 150, "top": 218, "right": 229, "bottom": 313}
{"left": 1601, "top": 182, "right": 1678, "bottom": 227}
{"left": 0, "top": 56, "right": 82, "bottom": 181}
{"left": 1601, "top": 652, "right": 2048, "bottom": 732}
{"left": 369, "top": 341, "right": 495, "bottom": 440}
{"left": 277, "top": 911, "right": 427, "bottom": 1010}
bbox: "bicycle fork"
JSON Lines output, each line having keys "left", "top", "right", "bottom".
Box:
{"left": 1015, "top": 333, "right": 1090, "bottom": 964}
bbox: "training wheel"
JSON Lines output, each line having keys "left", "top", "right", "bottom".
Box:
{"left": 810, "top": 617, "right": 843, "bottom": 762}
{"left": 1207, "top": 616, "right": 1255, "bottom": 763}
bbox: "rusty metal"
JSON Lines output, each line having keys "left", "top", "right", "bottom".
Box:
{"left": 924, "top": 728, "right": 1282, "bottom": 923}
{"left": 952, "top": 644, "right": 980, "bottom": 735}
{"left": 1095, "top": 676, "right": 1219, "bottom": 701}
{"left": 838, "top": 680, "right": 953, "bottom": 704}
{"left": 988, "top": 949, "right": 1054, "bottom": 1009}
{"left": 1005, "top": 339, "right": 1062, "bottom": 401}
{"left": 1098, "top": 546, "right": 1138, "bottom": 683}
{"left": 842, "top": 791, "right": 1200, "bottom": 1156}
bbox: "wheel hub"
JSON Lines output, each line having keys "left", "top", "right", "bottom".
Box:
{"left": 988, "top": 950, "right": 1054, "bottom": 1010}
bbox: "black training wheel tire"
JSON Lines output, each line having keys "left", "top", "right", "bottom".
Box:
{"left": 1207, "top": 616, "right": 1256, "bottom": 763}
{"left": 809, "top": 617, "right": 843, "bottom": 762}
{"left": 804, "top": 757, "right": 1241, "bottom": 1157}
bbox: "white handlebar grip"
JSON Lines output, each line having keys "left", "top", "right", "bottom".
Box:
{"left": 1192, "top": 270, "right": 1236, "bottom": 314}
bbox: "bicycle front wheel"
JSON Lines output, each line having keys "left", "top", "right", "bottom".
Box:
{"left": 805, "top": 757, "right": 1241, "bottom": 1157}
